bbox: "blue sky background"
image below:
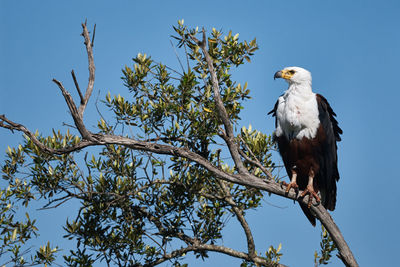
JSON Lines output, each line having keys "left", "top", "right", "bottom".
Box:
{"left": 1, "top": 1, "right": 399, "bottom": 266}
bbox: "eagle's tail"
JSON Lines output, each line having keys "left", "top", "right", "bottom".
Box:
{"left": 299, "top": 203, "right": 316, "bottom": 226}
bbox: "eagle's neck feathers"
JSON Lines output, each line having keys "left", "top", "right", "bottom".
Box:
{"left": 275, "top": 82, "right": 320, "bottom": 140}
{"left": 285, "top": 81, "right": 313, "bottom": 97}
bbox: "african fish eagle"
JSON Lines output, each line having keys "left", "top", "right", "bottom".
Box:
{"left": 269, "top": 66, "right": 342, "bottom": 226}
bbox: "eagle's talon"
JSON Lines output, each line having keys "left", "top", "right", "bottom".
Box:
{"left": 300, "top": 185, "right": 321, "bottom": 208}
{"left": 283, "top": 181, "right": 299, "bottom": 193}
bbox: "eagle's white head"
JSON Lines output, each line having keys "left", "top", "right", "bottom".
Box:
{"left": 274, "top": 66, "right": 312, "bottom": 86}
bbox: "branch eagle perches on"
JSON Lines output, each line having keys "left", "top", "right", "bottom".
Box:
{"left": 0, "top": 22, "right": 358, "bottom": 267}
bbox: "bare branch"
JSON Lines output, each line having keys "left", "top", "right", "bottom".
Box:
{"left": 79, "top": 22, "right": 96, "bottom": 117}
{"left": 52, "top": 79, "right": 94, "bottom": 140}
{"left": 0, "top": 114, "right": 92, "bottom": 154}
{"left": 48, "top": 22, "right": 97, "bottom": 141}
{"left": 91, "top": 24, "right": 96, "bottom": 47}
{"left": 169, "top": 40, "right": 185, "bottom": 73}
{"left": 71, "top": 70, "right": 84, "bottom": 105}
{"left": 38, "top": 195, "right": 73, "bottom": 210}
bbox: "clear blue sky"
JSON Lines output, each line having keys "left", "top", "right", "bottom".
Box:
{"left": 1, "top": 1, "right": 399, "bottom": 266}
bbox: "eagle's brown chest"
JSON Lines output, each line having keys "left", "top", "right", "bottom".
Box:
{"left": 276, "top": 124, "right": 326, "bottom": 187}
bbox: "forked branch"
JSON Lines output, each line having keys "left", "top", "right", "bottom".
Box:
{"left": 50, "top": 22, "right": 96, "bottom": 141}
{"left": 79, "top": 21, "right": 96, "bottom": 117}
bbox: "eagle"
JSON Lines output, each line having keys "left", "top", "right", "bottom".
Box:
{"left": 269, "top": 66, "right": 342, "bottom": 226}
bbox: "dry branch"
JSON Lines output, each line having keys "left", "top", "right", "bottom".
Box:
{"left": 71, "top": 70, "right": 84, "bottom": 105}
{"left": 79, "top": 21, "right": 96, "bottom": 117}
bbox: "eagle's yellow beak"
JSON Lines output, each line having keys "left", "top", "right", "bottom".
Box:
{"left": 274, "top": 70, "right": 294, "bottom": 80}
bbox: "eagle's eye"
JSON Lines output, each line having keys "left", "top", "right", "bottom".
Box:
{"left": 288, "top": 70, "right": 295, "bottom": 75}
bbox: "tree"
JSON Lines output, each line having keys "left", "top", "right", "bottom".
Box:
{"left": 0, "top": 21, "right": 358, "bottom": 267}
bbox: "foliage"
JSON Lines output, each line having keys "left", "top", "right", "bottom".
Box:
{"left": 240, "top": 125, "right": 276, "bottom": 179}
{"left": 0, "top": 21, "right": 286, "bottom": 266}
{"left": 314, "top": 226, "right": 338, "bottom": 266}
{"left": 0, "top": 144, "right": 59, "bottom": 266}
{"left": 265, "top": 243, "right": 283, "bottom": 265}
{"left": 240, "top": 243, "right": 282, "bottom": 267}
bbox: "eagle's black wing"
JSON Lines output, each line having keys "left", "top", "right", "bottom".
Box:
{"left": 268, "top": 99, "right": 280, "bottom": 128}
{"left": 316, "top": 94, "right": 342, "bottom": 211}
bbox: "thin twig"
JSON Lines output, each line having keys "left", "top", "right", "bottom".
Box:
{"left": 38, "top": 195, "right": 73, "bottom": 210}
{"left": 169, "top": 39, "right": 185, "bottom": 73}
{"left": 71, "top": 70, "right": 84, "bottom": 104}
{"left": 94, "top": 89, "right": 110, "bottom": 128}
{"left": 52, "top": 79, "right": 93, "bottom": 140}
{"left": 183, "top": 42, "right": 190, "bottom": 72}
{"left": 62, "top": 122, "right": 77, "bottom": 129}
{"left": 91, "top": 24, "right": 96, "bottom": 47}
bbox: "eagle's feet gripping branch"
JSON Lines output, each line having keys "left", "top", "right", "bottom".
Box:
{"left": 300, "top": 169, "right": 321, "bottom": 208}
{"left": 283, "top": 169, "right": 299, "bottom": 193}
{"left": 300, "top": 184, "right": 321, "bottom": 208}
{"left": 282, "top": 181, "right": 299, "bottom": 193}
